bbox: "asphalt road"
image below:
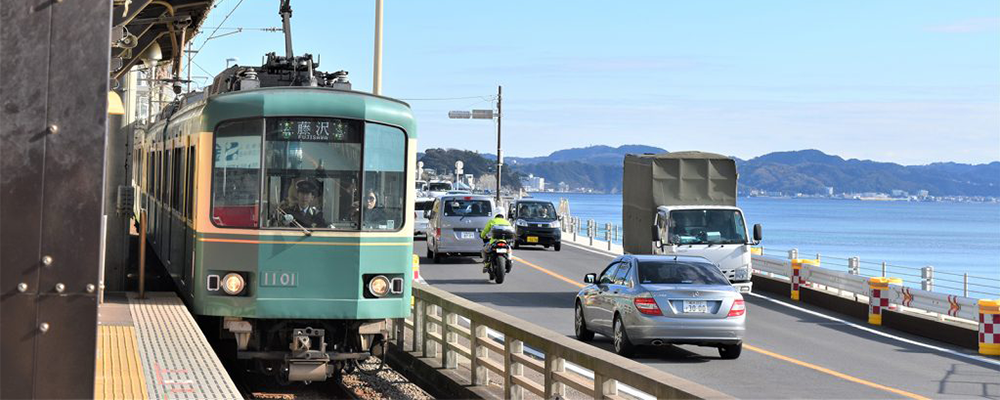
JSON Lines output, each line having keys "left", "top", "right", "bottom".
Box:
{"left": 414, "top": 239, "right": 1000, "bottom": 399}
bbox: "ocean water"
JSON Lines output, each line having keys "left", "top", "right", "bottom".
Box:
{"left": 530, "top": 193, "right": 1000, "bottom": 296}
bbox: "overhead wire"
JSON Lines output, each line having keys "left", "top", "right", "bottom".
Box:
{"left": 190, "top": 0, "right": 247, "bottom": 64}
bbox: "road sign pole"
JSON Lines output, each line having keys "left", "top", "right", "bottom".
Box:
{"left": 496, "top": 85, "right": 502, "bottom": 205}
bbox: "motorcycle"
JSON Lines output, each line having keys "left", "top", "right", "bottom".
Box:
{"left": 483, "top": 224, "right": 516, "bottom": 284}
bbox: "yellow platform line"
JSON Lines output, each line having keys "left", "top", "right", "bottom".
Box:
{"left": 95, "top": 325, "right": 149, "bottom": 400}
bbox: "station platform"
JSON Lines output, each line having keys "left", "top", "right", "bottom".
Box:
{"left": 94, "top": 292, "right": 241, "bottom": 400}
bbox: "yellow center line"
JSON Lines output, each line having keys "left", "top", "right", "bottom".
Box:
{"left": 512, "top": 256, "right": 585, "bottom": 289}
{"left": 744, "top": 344, "right": 929, "bottom": 400}
{"left": 510, "top": 254, "right": 929, "bottom": 400}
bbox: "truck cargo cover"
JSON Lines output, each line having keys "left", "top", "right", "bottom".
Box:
{"left": 622, "top": 151, "right": 737, "bottom": 254}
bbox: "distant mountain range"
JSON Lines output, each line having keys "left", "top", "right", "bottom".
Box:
{"left": 419, "top": 146, "right": 1000, "bottom": 197}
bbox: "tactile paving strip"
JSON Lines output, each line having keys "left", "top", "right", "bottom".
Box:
{"left": 94, "top": 325, "right": 149, "bottom": 400}
{"left": 129, "top": 294, "right": 241, "bottom": 400}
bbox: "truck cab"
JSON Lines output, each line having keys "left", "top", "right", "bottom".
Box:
{"left": 652, "top": 205, "right": 761, "bottom": 293}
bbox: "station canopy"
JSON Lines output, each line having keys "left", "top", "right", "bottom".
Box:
{"left": 110, "top": 0, "right": 215, "bottom": 82}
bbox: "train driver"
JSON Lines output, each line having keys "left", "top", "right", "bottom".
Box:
{"left": 282, "top": 180, "right": 328, "bottom": 228}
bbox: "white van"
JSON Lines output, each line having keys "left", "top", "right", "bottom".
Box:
{"left": 426, "top": 194, "right": 495, "bottom": 263}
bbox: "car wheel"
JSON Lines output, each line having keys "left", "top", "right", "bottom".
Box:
{"left": 513, "top": 241, "right": 520, "bottom": 249}
{"left": 544, "top": 244, "right": 550, "bottom": 249}
{"left": 433, "top": 251, "right": 441, "bottom": 264}
{"left": 719, "top": 343, "right": 742, "bottom": 359}
{"left": 574, "top": 302, "right": 594, "bottom": 342}
{"left": 426, "top": 246, "right": 433, "bottom": 260}
{"left": 613, "top": 314, "right": 635, "bottom": 357}
{"left": 554, "top": 242, "right": 561, "bottom": 251}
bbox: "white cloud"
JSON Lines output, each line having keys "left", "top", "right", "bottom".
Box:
{"left": 926, "top": 18, "right": 1000, "bottom": 33}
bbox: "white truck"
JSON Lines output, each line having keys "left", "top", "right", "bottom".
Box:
{"left": 623, "top": 151, "right": 761, "bottom": 293}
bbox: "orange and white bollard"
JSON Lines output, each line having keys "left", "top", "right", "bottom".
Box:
{"left": 868, "top": 277, "right": 891, "bottom": 325}
{"left": 979, "top": 299, "right": 1000, "bottom": 356}
{"left": 790, "top": 260, "right": 803, "bottom": 301}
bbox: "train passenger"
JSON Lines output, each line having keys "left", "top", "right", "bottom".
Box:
{"left": 362, "top": 190, "right": 390, "bottom": 229}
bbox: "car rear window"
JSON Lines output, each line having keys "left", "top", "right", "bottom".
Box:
{"left": 415, "top": 201, "right": 434, "bottom": 211}
{"left": 443, "top": 199, "right": 492, "bottom": 217}
{"left": 637, "top": 261, "right": 730, "bottom": 285}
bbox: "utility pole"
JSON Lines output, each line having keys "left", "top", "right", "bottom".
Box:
{"left": 373, "top": 0, "right": 383, "bottom": 95}
{"left": 495, "top": 85, "right": 502, "bottom": 204}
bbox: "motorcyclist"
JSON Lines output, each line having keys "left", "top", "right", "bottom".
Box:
{"left": 481, "top": 213, "right": 512, "bottom": 271}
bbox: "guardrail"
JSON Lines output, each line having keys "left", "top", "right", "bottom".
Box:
{"left": 392, "top": 284, "right": 731, "bottom": 399}
{"left": 751, "top": 253, "right": 986, "bottom": 321}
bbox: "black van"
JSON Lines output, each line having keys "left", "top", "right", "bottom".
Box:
{"left": 507, "top": 199, "right": 562, "bottom": 251}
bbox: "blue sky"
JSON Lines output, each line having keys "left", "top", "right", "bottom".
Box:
{"left": 190, "top": 0, "right": 999, "bottom": 165}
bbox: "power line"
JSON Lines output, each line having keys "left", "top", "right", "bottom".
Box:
{"left": 190, "top": 0, "right": 246, "bottom": 63}
{"left": 400, "top": 95, "right": 496, "bottom": 101}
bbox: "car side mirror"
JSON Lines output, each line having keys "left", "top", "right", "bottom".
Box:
{"left": 584, "top": 273, "right": 596, "bottom": 284}
{"left": 424, "top": 210, "right": 432, "bottom": 218}
{"left": 650, "top": 224, "right": 661, "bottom": 243}
{"left": 558, "top": 215, "right": 563, "bottom": 221}
{"left": 753, "top": 223, "right": 762, "bottom": 243}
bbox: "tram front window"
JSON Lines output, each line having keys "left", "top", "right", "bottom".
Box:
{"left": 262, "top": 117, "right": 363, "bottom": 230}
{"left": 361, "top": 123, "right": 406, "bottom": 231}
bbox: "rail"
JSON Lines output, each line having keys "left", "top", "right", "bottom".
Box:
{"left": 392, "top": 283, "right": 731, "bottom": 400}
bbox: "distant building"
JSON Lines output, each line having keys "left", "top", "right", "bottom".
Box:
{"left": 557, "top": 181, "right": 570, "bottom": 192}
{"left": 520, "top": 174, "right": 545, "bottom": 192}
{"left": 824, "top": 186, "right": 834, "bottom": 196}
{"left": 917, "top": 190, "right": 929, "bottom": 198}
{"left": 891, "top": 189, "right": 908, "bottom": 197}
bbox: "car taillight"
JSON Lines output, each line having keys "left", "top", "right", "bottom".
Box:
{"left": 633, "top": 297, "right": 662, "bottom": 316}
{"left": 436, "top": 228, "right": 441, "bottom": 237}
{"left": 728, "top": 299, "right": 746, "bottom": 317}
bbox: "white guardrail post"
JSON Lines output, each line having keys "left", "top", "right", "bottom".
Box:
{"left": 605, "top": 223, "right": 612, "bottom": 250}
{"left": 922, "top": 266, "right": 934, "bottom": 291}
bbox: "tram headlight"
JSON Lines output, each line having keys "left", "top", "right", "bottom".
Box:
{"left": 222, "top": 273, "right": 246, "bottom": 295}
{"left": 368, "top": 275, "right": 390, "bottom": 297}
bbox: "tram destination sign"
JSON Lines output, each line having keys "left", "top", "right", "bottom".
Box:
{"left": 271, "top": 117, "right": 355, "bottom": 142}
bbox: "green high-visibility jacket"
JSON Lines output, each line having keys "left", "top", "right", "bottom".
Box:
{"left": 481, "top": 217, "right": 511, "bottom": 240}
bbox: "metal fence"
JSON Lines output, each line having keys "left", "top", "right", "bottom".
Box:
{"left": 755, "top": 247, "right": 999, "bottom": 299}
{"left": 554, "top": 198, "right": 998, "bottom": 298}
{"left": 392, "top": 284, "right": 731, "bottom": 400}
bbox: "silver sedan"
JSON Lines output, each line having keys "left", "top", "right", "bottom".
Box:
{"left": 574, "top": 254, "right": 746, "bottom": 359}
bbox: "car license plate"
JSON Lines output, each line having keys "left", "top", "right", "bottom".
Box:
{"left": 461, "top": 232, "right": 475, "bottom": 239}
{"left": 683, "top": 300, "right": 708, "bottom": 313}
{"left": 495, "top": 248, "right": 508, "bottom": 254}
{"left": 526, "top": 236, "right": 538, "bottom": 243}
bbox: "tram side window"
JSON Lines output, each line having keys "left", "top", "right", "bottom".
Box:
{"left": 186, "top": 146, "right": 195, "bottom": 220}
{"left": 172, "top": 147, "right": 183, "bottom": 211}
{"left": 361, "top": 123, "right": 406, "bottom": 231}
{"left": 212, "top": 119, "right": 262, "bottom": 228}
{"left": 142, "top": 151, "right": 153, "bottom": 196}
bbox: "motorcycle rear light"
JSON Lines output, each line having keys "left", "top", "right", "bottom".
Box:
{"left": 728, "top": 299, "right": 746, "bottom": 317}
{"left": 496, "top": 242, "right": 507, "bottom": 247}
{"left": 633, "top": 297, "right": 662, "bottom": 316}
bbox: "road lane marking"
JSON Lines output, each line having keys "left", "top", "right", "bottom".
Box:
{"left": 511, "top": 253, "right": 941, "bottom": 399}
{"left": 744, "top": 344, "right": 929, "bottom": 400}
{"left": 748, "top": 292, "right": 1000, "bottom": 368}
{"left": 512, "top": 256, "right": 586, "bottom": 288}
